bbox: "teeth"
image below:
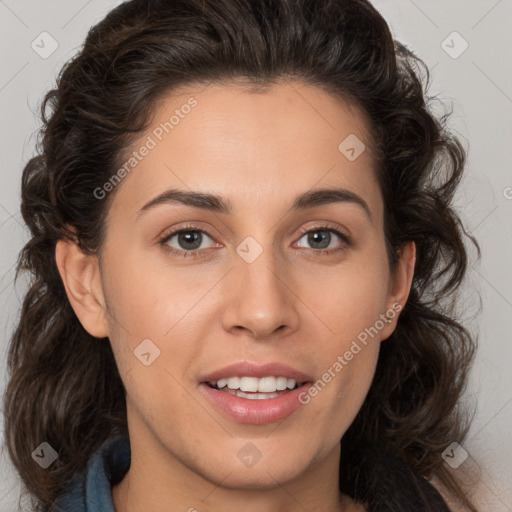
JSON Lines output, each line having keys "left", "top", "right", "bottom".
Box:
{"left": 276, "top": 377, "right": 288, "bottom": 391}
{"left": 212, "top": 376, "right": 301, "bottom": 392}
{"left": 222, "top": 387, "right": 282, "bottom": 400}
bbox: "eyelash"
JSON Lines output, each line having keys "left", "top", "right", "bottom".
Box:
{"left": 158, "top": 223, "right": 351, "bottom": 259}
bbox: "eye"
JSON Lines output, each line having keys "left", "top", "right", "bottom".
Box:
{"left": 294, "top": 226, "right": 350, "bottom": 253}
{"left": 159, "top": 223, "right": 350, "bottom": 259}
{"left": 160, "top": 226, "right": 218, "bottom": 258}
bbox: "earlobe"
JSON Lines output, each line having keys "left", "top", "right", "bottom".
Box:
{"left": 381, "top": 241, "right": 416, "bottom": 340}
{"left": 55, "top": 237, "right": 109, "bottom": 339}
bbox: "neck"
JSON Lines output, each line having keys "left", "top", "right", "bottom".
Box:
{"left": 112, "top": 400, "right": 365, "bottom": 512}
{"left": 112, "top": 436, "right": 363, "bottom": 512}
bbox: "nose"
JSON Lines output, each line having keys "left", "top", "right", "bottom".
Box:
{"left": 220, "top": 246, "right": 300, "bottom": 340}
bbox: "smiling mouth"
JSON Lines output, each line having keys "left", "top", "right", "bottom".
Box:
{"left": 199, "top": 376, "right": 313, "bottom": 423}
{"left": 204, "top": 376, "right": 306, "bottom": 400}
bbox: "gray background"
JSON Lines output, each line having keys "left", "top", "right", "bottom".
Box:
{"left": 0, "top": 0, "right": 511, "bottom": 510}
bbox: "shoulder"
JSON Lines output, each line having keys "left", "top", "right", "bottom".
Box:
{"left": 52, "top": 436, "right": 130, "bottom": 511}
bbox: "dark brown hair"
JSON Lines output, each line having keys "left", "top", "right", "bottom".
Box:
{"left": 4, "top": 0, "right": 479, "bottom": 510}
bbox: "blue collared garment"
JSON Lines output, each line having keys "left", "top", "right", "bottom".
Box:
{"left": 53, "top": 436, "right": 130, "bottom": 512}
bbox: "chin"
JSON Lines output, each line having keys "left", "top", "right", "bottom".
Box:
{"left": 204, "top": 461, "right": 306, "bottom": 490}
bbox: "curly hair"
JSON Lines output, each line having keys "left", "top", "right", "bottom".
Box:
{"left": 3, "top": 0, "right": 479, "bottom": 510}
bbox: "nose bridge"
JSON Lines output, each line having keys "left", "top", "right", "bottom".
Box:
{"left": 221, "top": 234, "right": 298, "bottom": 338}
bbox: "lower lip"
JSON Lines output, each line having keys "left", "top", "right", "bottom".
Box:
{"left": 199, "top": 383, "right": 312, "bottom": 424}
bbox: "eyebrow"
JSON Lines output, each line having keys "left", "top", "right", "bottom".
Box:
{"left": 137, "top": 187, "right": 372, "bottom": 220}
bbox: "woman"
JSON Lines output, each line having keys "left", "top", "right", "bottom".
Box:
{"left": 3, "top": 0, "right": 479, "bottom": 510}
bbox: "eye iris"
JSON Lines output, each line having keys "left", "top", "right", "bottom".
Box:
{"left": 178, "top": 231, "right": 202, "bottom": 250}
{"left": 308, "top": 230, "right": 330, "bottom": 249}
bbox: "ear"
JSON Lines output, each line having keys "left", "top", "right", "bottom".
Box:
{"left": 55, "top": 237, "right": 109, "bottom": 339}
{"left": 380, "top": 241, "right": 416, "bottom": 341}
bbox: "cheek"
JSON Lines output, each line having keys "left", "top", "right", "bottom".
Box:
{"left": 100, "top": 244, "right": 215, "bottom": 384}
{"left": 300, "top": 254, "right": 391, "bottom": 339}
{"left": 100, "top": 255, "right": 204, "bottom": 433}
{"left": 101, "top": 245, "right": 195, "bottom": 334}
{"left": 295, "top": 246, "right": 389, "bottom": 420}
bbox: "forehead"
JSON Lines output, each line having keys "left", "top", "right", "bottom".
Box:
{"left": 145, "top": 80, "right": 376, "bottom": 163}
{"left": 108, "top": 81, "right": 383, "bottom": 224}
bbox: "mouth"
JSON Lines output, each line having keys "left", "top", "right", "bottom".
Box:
{"left": 199, "top": 375, "right": 313, "bottom": 424}
{"left": 204, "top": 376, "right": 305, "bottom": 400}
{"left": 197, "top": 362, "right": 315, "bottom": 423}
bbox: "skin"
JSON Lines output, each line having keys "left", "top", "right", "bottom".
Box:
{"left": 56, "top": 81, "right": 415, "bottom": 512}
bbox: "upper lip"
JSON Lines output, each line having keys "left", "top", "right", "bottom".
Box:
{"left": 199, "top": 361, "right": 314, "bottom": 383}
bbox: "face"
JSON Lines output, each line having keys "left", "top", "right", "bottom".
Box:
{"left": 58, "top": 81, "right": 414, "bottom": 492}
